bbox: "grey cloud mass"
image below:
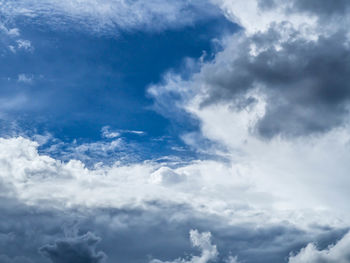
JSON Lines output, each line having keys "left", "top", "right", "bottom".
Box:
{"left": 259, "top": 0, "right": 350, "bottom": 17}
{"left": 40, "top": 232, "right": 107, "bottom": 263}
{"left": 199, "top": 23, "right": 350, "bottom": 137}
{"left": 0, "top": 189, "right": 340, "bottom": 263}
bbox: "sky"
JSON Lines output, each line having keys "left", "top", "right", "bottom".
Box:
{"left": 1, "top": 0, "right": 350, "bottom": 262}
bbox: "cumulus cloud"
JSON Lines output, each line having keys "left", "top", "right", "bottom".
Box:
{"left": 147, "top": 0, "right": 350, "bottom": 138}
{"left": 146, "top": 0, "right": 350, "bottom": 233}
{"left": 39, "top": 232, "right": 107, "bottom": 263}
{"left": 288, "top": 231, "right": 350, "bottom": 263}
{"left": 0, "top": 137, "right": 346, "bottom": 263}
{"left": 149, "top": 167, "right": 186, "bottom": 186}
{"left": 204, "top": 28, "right": 350, "bottom": 138}
{"left": 2, "top": 0, "right": 350, "bottom": 262}
{"left": 151, "top": 230, "right": 218, "bottom": 263}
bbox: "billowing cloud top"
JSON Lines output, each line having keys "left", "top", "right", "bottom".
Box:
{"left": 1, "top": 0, "right": 350, "bottom": 263}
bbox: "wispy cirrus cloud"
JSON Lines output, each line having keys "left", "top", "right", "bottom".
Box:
{"left": 0, "top": 0, "right": 221, "bottom": 33}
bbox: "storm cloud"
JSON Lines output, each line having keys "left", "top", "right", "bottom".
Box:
{"left": 149, "top": 0, "right": 350, "bottom": 138}
{"left": 201, "top": 26, "right": 350, "bottom": 137}
{"left": 40, "top": 232, "right": 107, "bottom": 263}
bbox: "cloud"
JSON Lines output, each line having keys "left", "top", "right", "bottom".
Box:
{"left": 0, "top": 255, "right": 33, "bottom": 263}
{"left": 149, "top": 167, "right": 186, "bottom": 186}
{"left": 151, "top": 230, "right": 218, "bottom": 263}
{"left": 101, "top": 126, "right": 145, "bottom": 139}
{"left": 259, "top": 0, "right": 350, "bottom": 18}
{"left": 39, "top": 232, "right": 107, "bottom": 263}
{"left": 16, "top": 39, "right": 33, "bottom": 51}
{"left": 2, "top": 134, "right": 350, "bottom": 230}
{"left": 204, "top": 27, "right": 350, "bottom": 138}
{"left": 0, "top": 0, "right": 221, "bottom": 33}
{"left": 0, "top": 24, "right": 19, "bottom": 37}
{"left": 0, "top": 189, "right": 317, "bottom": 263}
{"left": 17, "top": 74, "right": 33, "bottom": 83}
{"left": 288, "top": 231, "right": 350, "bottom": 263}
{"left": 0, "top": 22, "right": 33, "bottom": 53}
{"left": 211, "top": 0, "right": 316, "bottom": 34}
{"left": 149, "top": 0, "right": 350, "bottom": 139}
{"left": 0, "top": 136, "right": 346, "bottom": 262}
{"left": 2, "top": 1, "right": 350, "bottom": 262}
{"left": 101, "top": 126, "right": 120, "bottom": 139}
{"left": 145, "top": 1, "right": 350, "bottom": 237}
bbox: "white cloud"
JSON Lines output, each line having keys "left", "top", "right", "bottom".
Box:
{"left": 1, "top": 1, "right": 350, "bottom": 261}
{"left": 17, "top": 74, "right": 33, "bottom": 83}
{"left": 146, "top": 0, "right": 350, "bottom": 230}
{"left": 101, "top": 126, "right": 145, "bottom": 139}
{"left": 0, "top": 22, "right": 33, "bottom": 53}
{"left": 150, "top": 230, "right": 218, "bottom": 263}
{"left": 0, "top": 135, "right": 345, "bottom": 230}
{"left": 211, "top": 0, "right": 317, "bottom": 35}
{"left": 101, "top": 126, "right": 120, "bottom": 139}
{"left": 16, "top": 39, "right": 33, "bottom": 51}
{"left": 0, "top": 23, "right": 20, "bottom": 37}
{"left": 149, "top": 167, "right": 185, "bottom": 186}
{"left": 288, "top": 231, "right": 350, "bottom": 263}
{"left": 0, "top": 0, "right": 220, "bottom": 33}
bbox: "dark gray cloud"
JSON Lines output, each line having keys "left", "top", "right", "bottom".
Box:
{"left": 0, "top": 192, "right": 346, "bottom": 263}
{"left": 0, "top": 174, "right": 347, "bottom": 263}
{"left": 201, "top": 23, "right": 350, "bottom": 137}
{"left": 39, "top": 232, "right": 107, "bottom": 263}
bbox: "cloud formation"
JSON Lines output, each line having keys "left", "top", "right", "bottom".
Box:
{"left": 151, "top": 230, "right": 218, "bottom": 263}
{"left": 147, "top": 0, "right": 350, "bottom": 235}
{"left": 0, "top": 0, "right": 220, "bottom": 33}
{"left": 40, "top": 232, "right": 107, "bottom": 263}
{"left": 149, "top": 0, "right": 350, "bottom": 138}
{"left": 2, "top": 0, "right": 350, "bottom": 262}
{"left": 289, "top": 232, "right": 350, "bottom": 263}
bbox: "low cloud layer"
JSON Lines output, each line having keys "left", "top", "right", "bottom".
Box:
{"left": 40, "top": 232, "right": 107, "bottom": 263}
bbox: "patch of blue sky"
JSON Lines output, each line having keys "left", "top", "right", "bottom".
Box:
{"left": 0, "top": 12, "right": 238, "bottom": 163}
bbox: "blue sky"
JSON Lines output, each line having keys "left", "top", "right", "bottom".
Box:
{"left": 2, "top": 1, "right": 350, "bottom": 263}
{"left": 0, "top": 8, "right": 237, "bottom": 162}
